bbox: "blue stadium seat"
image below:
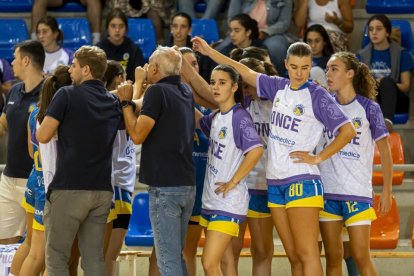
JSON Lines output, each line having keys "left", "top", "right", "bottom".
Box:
{"left": 50, "top": 1, "right": 86, "bottom": 12}
{"left": 127, "top": 18, "right": 156, "bottom": 62}
{"left": 125, "top": 192, "right": 154, "bottom": 246}
{"left": 56, "top": 18, "right": 91, "bottom": 52}
{"left": 195, "top": 1, "right": 207, "bottom": 13}
{"left": 0, "top": 0, "right": 32, "bottom": 12}
{"left": 392, "top": 113, "right": 409, "bottom": 124}
{"left": 192, "top": 19, "right": 220, "bottom": 45}
{"left": 0, "top": 19, "right": 29, "bottom": 63}
{"left": 366, "top": 0, "right": 414, "bottom": 14}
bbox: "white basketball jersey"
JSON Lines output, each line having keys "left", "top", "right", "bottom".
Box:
{"left": 318, "top": 95, "right": 388, "bottom": 203}
{"left": 257, "top": 74, "right": 350, "bottom": 186}
{"left": 39, "top": 133, "right": 58, "bottom": 192}
{"left": 200, "top": 104, "right": 262, "bottom": 218}
{"left": 246, "top": 98, "right": 272, "bottom": 192}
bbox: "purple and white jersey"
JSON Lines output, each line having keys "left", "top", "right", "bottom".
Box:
{"left": 111, "top": 129, "right": 136, "bottom": 193}
{"left": 246, "top": 98, "right": 272, "bottom": 193}
{"left": 317, "top": 95, "right": 388, "bottom": 203}
{"left": 200, "top": 104, "right": 263, "bottom": 219}
{"left": 257, "top": 74, "right": 350, "bottom": 186}
{"left": 44, "top": 47, "right": 74, "bottom": 74}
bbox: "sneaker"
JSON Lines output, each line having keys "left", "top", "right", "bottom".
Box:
{"left": 384, "top": 118, "right": 393, "bottom": 133}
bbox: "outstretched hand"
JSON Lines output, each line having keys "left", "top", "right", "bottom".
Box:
{"left": 192, "top": 36, "right": 212, "bottom": 56}
{"left": 117, "top": 81, "right": 133, "bottom": 101}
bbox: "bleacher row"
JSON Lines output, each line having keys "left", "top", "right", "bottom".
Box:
{"left": 0, "top": 16, "right": 220, "bottom": 63}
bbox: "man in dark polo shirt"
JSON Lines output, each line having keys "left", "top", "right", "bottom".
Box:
{"left": 36, "top": 46, "right": 121, "bottom": 276}
{"left": 0, "top": 40, "right": 45, "bottom": 244}
{"left": 117, "top": 46, "right": 195, "bottom": 276}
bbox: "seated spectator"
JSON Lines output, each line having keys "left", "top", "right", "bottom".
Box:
{"left": 178, "top": 0, "right": 226, "bottom": 19}
{"left": 357, "top": 14, "right": 414, "bottom": 131}
{"left": 227, "top": 0, "right": 294, "bottom": 76}
{"left": 36, "top": 16, "right": 74, "bottom": 75}
{"left": 97, "top": 9, "right": 145, "bottom": 82}
{"left": 200, "top": 13, "right": 268, "bottom": 81}
{"left": 304, "top": 24, "right": 334, "bottom": 87}
{"left": 31, "top": 0, "right": 102, "bottom": 45}
{"left": 294, "top": 0, "right": 353, "bottom": 52}
{"left": 0, "top": 58, "right": 14, "bottom": 95}
{"left": 168, "top": 12, "right": 193, "bottom": 48}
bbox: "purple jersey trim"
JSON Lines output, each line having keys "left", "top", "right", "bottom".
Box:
{"left": 201, "top": 208, "right": 246, "bottom": 220}
{"left": 374, "top": 133, "right": 388, "bottom": 142}
{"left": 267, "top": 174, "right": 321, "bottom": 186}
{"left": 324, "top": 193, "right": 373, "bottom": 204}
{"left": 248, "top": 189, "right": 267, "bottom": 195}
{"left": 257, "top": 74, "right": 289, "bottom": 101}
{"left": 242, "top": 144, "right": 263, "bottom": 155}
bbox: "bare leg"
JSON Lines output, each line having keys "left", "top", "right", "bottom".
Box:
{"left": 20, "top": 229, "right": 46, "bottom": 276}
{"left": 68, "top": 236, "right": 80, "bottom": 276}
{"left": 104, "top": 228, "right": 127, "bottom": 276}
{"left": 287, "top": 207, "right": 323, "bottom": 276}
{"left": 220, "top": 242, "right": 237, "bottom": 276}
{"left": 270, "top": 207, "right": 302, "bottom": 276}
{"left": 226, "top": 220, "right": 247, "bottom": 274}
{"left": 148, "top": 248, "right": 161, "bottom": 276}
{"left": 320, "top": 221, "right": 344, "bottom": 276}
{"left": 146, "top": 8, "right": 165, "bottom": 44}
{"left": 81, "top": 0, "right": 102, "bottom": 33}
{"left": 31, "top": 0, "right": 63, "bottom": 33}
{"left": 10, "top": 212, "right": 34, "bottom": 275}
{"left": 202, "top": 230, "right": 233, "bottom": 276}
{"left": 183, "top": 224, "right": 203, "bottom": 276}
{"left": 348, "top": 225, "right": 378, "bottom": 276}
{"left": 249, "top": 217, "right": 274, "bottom": 276}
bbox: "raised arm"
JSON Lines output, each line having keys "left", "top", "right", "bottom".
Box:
{"left": 376, "top": 137, "right": 393, "bottom": 215}
{"left": 192, "top": 36, "right": 259, "bottom": 88}
{"left": 133, "top": 65, "right": 148, "bottom": 100}
{"left": 27, "top": 121, "right": 33, "bottom": 159}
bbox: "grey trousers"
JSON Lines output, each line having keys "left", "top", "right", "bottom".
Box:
{"left": 44, "top": 190, "right": 112, "bottom": 276}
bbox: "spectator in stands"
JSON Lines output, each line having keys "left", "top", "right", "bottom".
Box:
{"left": 0, "top": 40, "right": 45, "bottom": 245}
{"left": 36, "top": 16, "right": 74, "bottom": 75}
{"left": 168, "top": 12, "right": 193, "bottom": 48}
{"left": 117, "top": 46, "right": 195, "bottom": 276}
{"left": 230, "top": 46, "right": 271, "bottom": 64}
{"left": 304, "top": 24, "right": 334, "bottom": 87}
{"left": 31, "top": 0, "right": 103, "bottom": 45}
{"left": 199, "top": 13, "right": 268, "bottom": 81}
{"left": 227, "top": 0, "right": 294, "bottom": 76}
{"left": 319, "top": 51, "right": 392, "bottom": 276}
{"left": 178, "top": 0, "right": 226, "bottom": 19}
{"left": 105, "top": 0, "right": 175, "bottom": 45}
{"left": 37, "top": 46, "right": 121, "bottom": 275}
{"left": 294, "top": 0, "right": 354, "bottom": 52}
{"left": 97, "top": 8, "right": 145, "bottom": 82}
{"left": 102, "top": 60, "right": 136, "bottom": 276}
{"left": 357, "top": 14, "right": 414, "bottom": 132}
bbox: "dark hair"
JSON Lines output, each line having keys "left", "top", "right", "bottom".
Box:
{"left": 15, "top": 40, "right": 45, "bottom": 71}
{"left": 75, "top": 46, "right": 107, "bottom": 79}
{"left": 304, "top": 24, "right": 334, "bottom": 56}
{"left": 37, "top": 65, "right": 71, "bottom": 123}
{"left": 103, "top": 60, "right": 125, "bottom": 90}
{"left": 171, "top": 12, "right": 192, "bottom": 28}
{"left": 239, "top": 58, "right": 277, "bottom": 76}
{"left": 367, "top": 14, "right": 392, "bottom": 42}
{"left": 37, "top": 16, "right": 64, "bottom": 45}
{"left": 229, "top": 46, "right": 270, "bottom": 62}
{"left": 212, "top": 64, "right": 244, "bottom": 107}
{"left": 106, "top": 8, "right": 129, "bottom": 32}
{"left": 332, "top": 52, "right": 377, "bottom": 100}
{"left": 229, "top": 13, "right": 259, "bottom": 40}
{"left": 179, "top": 47, "right": 194, "bottom": 55}
{"left": 286, "top": 42, "right": 312, "bottom": 59}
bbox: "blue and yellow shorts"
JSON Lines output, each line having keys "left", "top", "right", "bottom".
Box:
{"left": 320, "top": 199, "right": 376, "bottom": 226}
{"left": 199, "top": 213, "right": 242, "bottom": 237}
{"left": 247, "top": 194, "right": 271, "bottom": 218}
{"left": 33, "top": 176, "right": 45, "bottom": 231}
{"left": 22, "top": 169, "right": 37, "bottom": 213}
{"left": 268, "top": 179, "right": 324, "bottom": 209}
{"left": 108, "top": 187, "right": 132, "bottom": 225}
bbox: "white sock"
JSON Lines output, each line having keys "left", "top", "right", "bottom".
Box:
{"left": 92, "top": 32, "right": 101, "bottom": 45}
{"left": 31, "top": 32, "right": 37, "bottom": 40}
